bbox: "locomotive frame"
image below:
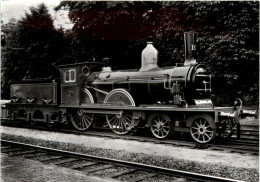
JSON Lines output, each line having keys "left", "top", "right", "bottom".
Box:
{"left": 5, "top": 32, "right": 256, "bottom": 144}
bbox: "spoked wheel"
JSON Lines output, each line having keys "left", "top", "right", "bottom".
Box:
{"left": 104, "top": 89, "right": 136, "bottom": 135}
{"left": 150, "top": 114, "right": 173, "bottom": 139}
{"left": 106, "top": 111, "right": 132, "bottom": 135}
{"left": 46, "top": 122, "right": 55, "bottom": 128}
{"left": 29, "top": 120, "right": 37, "bottom": 126}
{"left": 69, "top": 109, "right": 94, "bottom": 131}
{"left": 190, "top": 116, "right": 216, "bottom": 144}
{"left": 15, "top": 119, "right": 24, "bottom": 125}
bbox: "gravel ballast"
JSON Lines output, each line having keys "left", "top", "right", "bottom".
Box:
{"left": 1, "top": 126, "right": 259, "bottom": 182}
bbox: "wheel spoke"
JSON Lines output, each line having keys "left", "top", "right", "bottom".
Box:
{"left": 122, "top": 118, "right": 130, "bottom": 127}
{"left": 205, "top": 125, "right": 210, "bottom": 129}
{"left": 205, "top": 129, "right": 213, "bottom": 133}
{"left": 79, "top": 117, "right": 83, "bottom": 129}
{"left": 111, "top": 117, "right": 117, "bottom": 126}
{"left": 202, "top": 135, "right": 206, "bottom": 142}
{"left": 198, "top": 134, "right": 201, "bottom": 140}
{"left": 108, "top": 115, "right": 117, "bottom": 122}
{"left": 113, "top": 118, "right": 119, "bottom": 128}
{"left": 75, "top": 115, "right": 79, "bottom": 124}
{"left": 121, "top": 119, "right": 128, "bottom": 130}
{"left": 82, "top": 117, "right": 86, "bottom": 129}
{"left": 162, "top": 129, "right": 168, "bottom": 134}
{"left": 195, "top": 121, "right": 199, "bottom": 127}
{"left": 158, "top": 130, "right": 162, "bottom": 137}
{"left": 82, "top": 114, "right": 91, "bottom": 125}
{"left": 204, "top": 133, "right": 211, "bottom": 139}
{"left": 192, "top": 131, "right": 199, "bottom": 136}
{"left": 123, "top": 116, "right": 132, "bottom": 123}
{"left": 119, "top": 119, "right": 124, "bottom": 130}
{"left": 84, "top": 114, "right": 92, "bottom": 121}
{"left": 116, "top": 119, "right": 121, "bottom": 129}
{"left": 82, "top": 116, "right": 89, "bottom": 128}
{"left": 202, "top": 119, "right": 206, "bottom": 126}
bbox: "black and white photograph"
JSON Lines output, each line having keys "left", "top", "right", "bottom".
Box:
{"left": 1, "top": 0, "right": 259, "bottom": 181}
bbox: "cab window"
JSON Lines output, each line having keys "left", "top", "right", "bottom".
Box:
{"left": 64, "top": 69, "right": 76, "bottom": 83}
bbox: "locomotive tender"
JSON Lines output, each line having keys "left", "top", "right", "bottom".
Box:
{"left": 6, "top": 32, "right": 255, "bottom": 143}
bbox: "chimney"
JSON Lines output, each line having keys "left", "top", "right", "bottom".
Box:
{"left": 184, "top": 31, "right": 196, "bottom": 66}
{"left": 139, "top": 42, "right": 158, "bottom": 71}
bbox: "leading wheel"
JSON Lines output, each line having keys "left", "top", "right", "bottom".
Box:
{"left": 150, "top": 114, "right": 173, "bottom": 139}
{"left": 69, "top": 109, "right": 94, "bottom": 131}
{"left": 190, "top": 116, "right": 216, "bottom": 143}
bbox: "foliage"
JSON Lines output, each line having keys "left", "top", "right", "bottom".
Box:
{"left": 1, "top": 19, "right": 24, "bottom": 98}
{"left": 1, "top": 2, "right": 258, "bottom": 106}
{"left": 1, "top": 3, "right": 65, "bottom": 98}
{"left": 55, "top": 1, "right": 259, "bottom": 106}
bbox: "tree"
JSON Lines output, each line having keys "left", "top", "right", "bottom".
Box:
{"left": 55, "top": 1, "right": 258, "bottom": 105}
{"left": 18, "top": 3, "right": 63, "bottom": 79}
{"left": 1, "top": 18, "right": 25, "bottom": 98}
{"left": 1, "top": 3, "right": 65, "bottom": 99}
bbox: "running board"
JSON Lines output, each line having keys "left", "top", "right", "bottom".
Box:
{"left": 82, "top": 109, "right": 122, "bottom": 115}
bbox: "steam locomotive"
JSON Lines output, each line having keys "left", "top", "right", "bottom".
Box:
{"left": 5, "top": 32, "right": 256, "bottom": 143}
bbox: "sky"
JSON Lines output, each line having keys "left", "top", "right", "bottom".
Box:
{"left": 1, "top": 0, "right": 73, "bottom": 29}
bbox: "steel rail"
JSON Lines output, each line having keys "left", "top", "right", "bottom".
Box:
{"left": 1, "top": 139, "right": 245, "bottom": 182}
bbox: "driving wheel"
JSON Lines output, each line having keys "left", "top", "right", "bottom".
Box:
{"left": 106, "top": 111, "right": 133, "bottom": 135}
{"left": 104, "top": 89, "right": 135, "bottom": 135}
{"left": 69, "top": 109, "right": 94, "bottom": 131}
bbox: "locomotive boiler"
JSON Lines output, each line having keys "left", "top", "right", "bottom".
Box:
{"left": 5, "top": 31, "right": 257, "bottom": 144}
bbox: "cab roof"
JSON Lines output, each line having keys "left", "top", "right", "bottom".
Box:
{"left": 55, "top": 62, "right": 101, "bottom": 68}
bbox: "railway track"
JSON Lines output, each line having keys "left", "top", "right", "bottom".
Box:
{"left": 1, "top": 119, "right": 259, "bottom": 155}
{"left": 1, "top": 139, "right": 245, "bottom": 182}
{"left": 233, "top": 125, "right": 259, "bottom": 140}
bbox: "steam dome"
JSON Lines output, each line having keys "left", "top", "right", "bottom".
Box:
{"left": 139, "top": 42, "right": 158, "bottom": 71}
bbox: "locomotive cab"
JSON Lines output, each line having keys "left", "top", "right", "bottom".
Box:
{"left": 56, "top": 62, "right": 101, "bottom": 106}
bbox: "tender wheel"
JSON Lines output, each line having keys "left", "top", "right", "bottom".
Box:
{"left": 69, "top": 109, "right": 94, "bottom": 131}
{"left": 150, "top": 114, "right": 173, "bottom": 139}
{"left": 190, "top": 116, "right": 216, "bottom": 143}
{"left": 46, "top": 122, "right": 55, "bottom": 128}
{"left": 29, "top": 120, "right": 37, "bottom": 126}
{"left": 106, "top": 111, "right": 132, "bottom": 135}
{"left": 104, "top": 89, "right": 135, "bottom": 135}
